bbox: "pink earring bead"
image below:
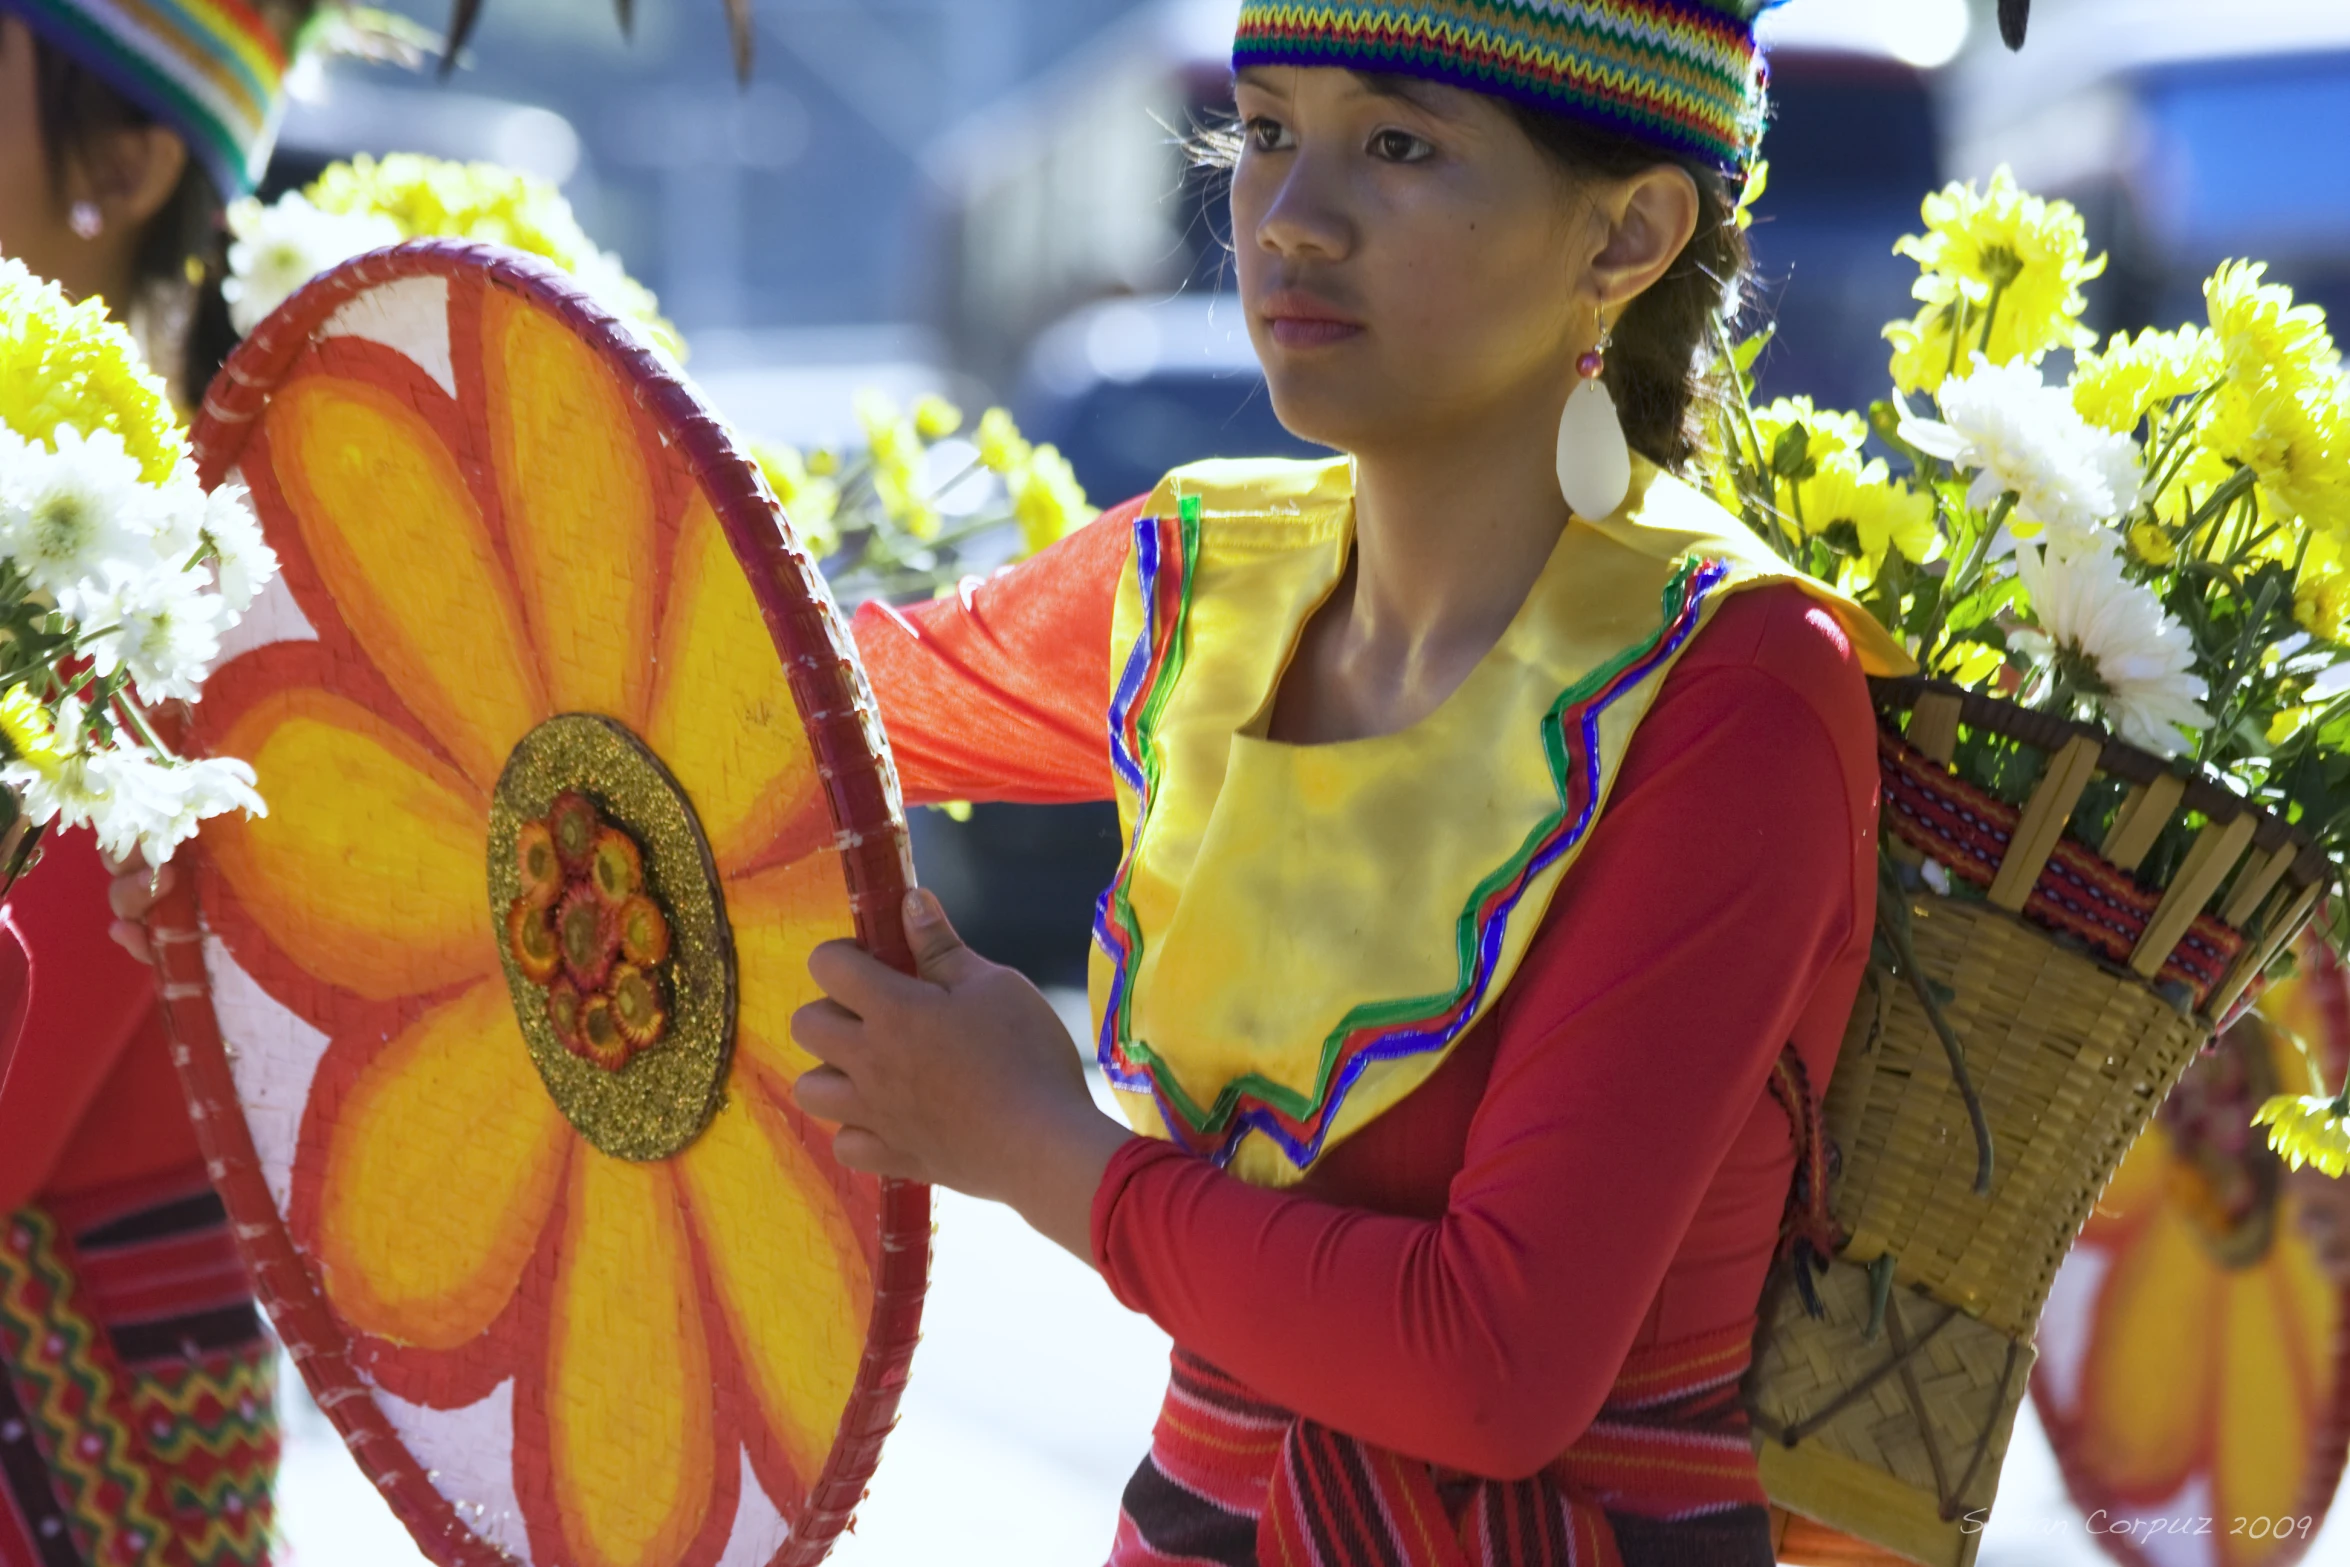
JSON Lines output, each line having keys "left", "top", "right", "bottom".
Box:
{"left": 1576, "top": 350, "right": 1605, "bottom": 379}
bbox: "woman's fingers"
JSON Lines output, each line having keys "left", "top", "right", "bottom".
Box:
{"left": 792, "top": 1062, "right": 865, "bottom": 1125}
{"left": 109, "top": 918, "right": 156, "bottom": 966}
{"left": 828, "top": 1126, "right": 928, "bottom": 1182}
{"left": 789, "top": 994, "right": 870, "bottom": 1068}
{"left": 107, "top": 859, "right": 172, "bottom": 922}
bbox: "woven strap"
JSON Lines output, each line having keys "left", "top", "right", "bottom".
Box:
{"left": 1764, "top": 1043, "right": 1844, "bottom": 1319}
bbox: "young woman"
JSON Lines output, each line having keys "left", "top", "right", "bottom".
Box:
{"left": 0, "top": 2, "right": 307, "bottom": 1558}
{"left": 97, "top": 3, "right": 1907, "bottom": 1562}
{"left": 792, "top": 5, "right": 1909, "bottom": 1564}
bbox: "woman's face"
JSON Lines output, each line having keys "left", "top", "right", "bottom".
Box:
{"left": 1229, "top": 67, "right": 1597, "bottom": 459}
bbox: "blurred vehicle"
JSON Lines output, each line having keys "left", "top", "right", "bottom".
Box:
{"left": 1944, "top": 0, "right": 2350, "bottom": 337}
{"left": 264, "top": 77, "right": 588, "bottom": 202}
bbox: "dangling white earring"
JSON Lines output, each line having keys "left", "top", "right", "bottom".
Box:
{"left": 1556, "top": 311, "right": 1631, "bottom": 520}
{"left": 69, "top": 200, "right": 103, "bottom": 240}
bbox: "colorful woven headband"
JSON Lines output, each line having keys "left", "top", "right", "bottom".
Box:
{"left": 7, "top": 0, "right": 288, "bottom": 196}
{"left": 1232, "top": 0, "right": 1784, "bottom": 173}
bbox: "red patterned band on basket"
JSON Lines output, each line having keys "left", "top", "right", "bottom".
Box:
{"left": 1876, "top": 728, "right": 2243, "bottom": 1005}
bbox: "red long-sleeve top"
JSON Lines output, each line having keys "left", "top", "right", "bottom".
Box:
{"left": 852, "top": 498, "right": 1879, "bottom": 1479}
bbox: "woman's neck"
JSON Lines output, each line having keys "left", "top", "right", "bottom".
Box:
{"left": 1268, "top": 397, "right": 1573, "bottom": 744}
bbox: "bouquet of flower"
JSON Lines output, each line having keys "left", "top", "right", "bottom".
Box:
{"left": 1712, "top": 166, "right": 2350, "bottom": 1178}
{"left": 0, "top": 260, "right": 272, "bottom": 872}
{"left": 224, "top": 152, "right": 682, "bottom": 356}
{"left": 753, "top": 392, "right": 1094, "bottom": 606}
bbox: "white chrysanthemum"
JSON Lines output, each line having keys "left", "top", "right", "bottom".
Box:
{"left": 92, "top": 751, "right": 264, "bottom": 863}
{"left": 1899, "top": 358, "right": 2144, "bottom": 545}
{"left": 80, "top": 567, "right": 227, "bottom": 703}
{"left": 223, "top": 193, "right": 403, "bottom": 336}
{"left": 199, "top": 482, "right": 278, "bottom": 613}
{"left": 2011, "top": 542, "right": 2211, "bottom": 756}
{"left": 3, "top": 700, "right": 261, "bottom": 863}
{"left": 0, "top": 426, "right": 161, "bottom": 617}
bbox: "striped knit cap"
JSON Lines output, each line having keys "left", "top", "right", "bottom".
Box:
{"left": 7, "top": 0, "right": 289, "bottom": 196}
{"left": 1232, "top": 0, "right": 1785, "bottom": 173}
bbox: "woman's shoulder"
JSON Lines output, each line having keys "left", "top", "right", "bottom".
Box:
{"left": 1666, "top": 582, "right": 1878, "bottom": 757}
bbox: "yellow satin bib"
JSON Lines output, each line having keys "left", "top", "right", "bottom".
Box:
{"left": 1086, "top": 455, "right": 1909, "bottom": 1187}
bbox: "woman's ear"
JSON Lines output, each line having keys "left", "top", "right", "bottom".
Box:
{"left": 1587, "top": 164, "right": 1700, "bottom": 314}
{"left": 76, "top": 122, "right": 189, "bottom": 234}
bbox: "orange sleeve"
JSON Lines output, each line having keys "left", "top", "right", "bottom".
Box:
{"left": 850, "top": 496, "right": 1141, "bottom": 806}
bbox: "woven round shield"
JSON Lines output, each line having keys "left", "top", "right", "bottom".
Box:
{"left": 146, "top": 242, "right": 927, "bottom": 1567}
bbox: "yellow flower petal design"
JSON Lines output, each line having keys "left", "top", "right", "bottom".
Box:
{"left": 210, "top": 689, "right": 492, "bottom": 1001}
{"left": 2082, "top": 1203, "right": 2218, "bottom": 1493}
{"left": 645, "top": 492, "right": 823, "bottom": 872}
{"left": 484, "top": 290, "right": 659, "bottom": 723}
{"left": 317, "top": 981, "right": 570, "bottom": 1348}
{"left": 269, "top": 375, "right": 547, "bottom": 789}
{"left": 2271, "top": 1214, "right": 2339, "bottom": 1401}
{"left": 548, "top": 1151, "right": 716, "bottom": 1567}
{"left": 2081, "top": 1121, "right": 2169, "bottom": 1244}
{"left": 727, "top": 853, "right": 854, "bottom": 1086}
{"left": 2211, "top": 1270, "right": 2307, "bottom": 1545}
{"left": 675, "top": 1087, "right": 872, "bottom": 1485}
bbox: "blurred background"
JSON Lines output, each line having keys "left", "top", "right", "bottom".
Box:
{"left": 256, "top": 0, "right": 2350, "bottom": 1558}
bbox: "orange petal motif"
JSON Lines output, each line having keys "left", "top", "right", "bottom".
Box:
{"left": 209, "top": 688, "right": 494, "bottom": 1002}
{"left": 646, "top": 494, "right": 826, "bottom": 873}
{"left": 727, "top": 854, "right": 856, "bottom": 1086}
{"left": 316, "top": 981, "right": 571, "bottom": 1349}
{"left": 675, "top": 1087, "right": 873, "bottom": 1487}
{"left": 2211, "top": 1270, "right": 2309, "bottom": 1547}
{"left": 484, "top": 289, "right": 661, "bottom": 723}
{"left": 2081, "top": 1203, "right": 2219, "bottom": 1497}
{"left": 547, "top": 1152, "right": 716, "bottom": 1567}
{"left": 267, "top": 375, "right": 547, "bottom": 789}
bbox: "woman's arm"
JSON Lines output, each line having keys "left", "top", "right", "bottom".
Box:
{"left": 792, "top": 588, "right": 1876, "bottom": 1475}
{"left": 850, "top": 496, "right": 1139, "bottom": 806}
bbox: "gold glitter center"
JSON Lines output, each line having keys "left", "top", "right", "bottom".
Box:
{"left": 488, "top": 715, "right": 736, "bottom": 1161}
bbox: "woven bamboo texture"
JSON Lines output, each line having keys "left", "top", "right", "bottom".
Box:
{"left": 1750, "top": 1253, "right": 2033, "bottom": 1567}
{"left": 1748, "top": 680, "right": 2329, "bottom": 1567}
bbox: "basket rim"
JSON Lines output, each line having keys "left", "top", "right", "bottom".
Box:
{"left": 1870, "top": 675, "right": 2332, "bottom": 897}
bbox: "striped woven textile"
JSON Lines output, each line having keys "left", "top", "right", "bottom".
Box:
{"left": 1231, "top": 0, "right": 1784, "bottom": 171}
{"left": 0, "top": 1169, "right": 278, "bottom": 1567}
{"left": 9, "top": 0, "right": 288, "bottom": 196}
{"left": 1112, "top": 1320, "right": 1775, "bottom": 1567}
{"left": 1876, "top": 728, "right": 2244, "bottom": 1006}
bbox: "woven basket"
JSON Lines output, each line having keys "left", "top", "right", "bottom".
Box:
{"left": 1746, "top": 678, "right": 2331, "bottom": 1567}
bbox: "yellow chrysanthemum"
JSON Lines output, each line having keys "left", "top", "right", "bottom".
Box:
{"left": 912, "top": 395, "right": 963, "bottom": 441}
{"left": 1885, "top": 166, "right": 2106, "bottom": 395}
{"left": 1752, "top": 395, "right": 1869, "bottom": 469}
{"left": 0, "top": 685, "right": 61, "bottom": 778}
{"left": 1797, "top": 453, "right": 1936, "bottom": 569}
{"left": 749, "top": 442, "right": 840, "bottom": 559}
{"left": 2126, "top": 519, "right": 2178, "bottom": 567}
{"left": 2071, "top": 326, "right": 2222, "bottom": 435}
{"left": 974, "top": 406, "right": 1032, "bottom": 475}
{"left": 1008, "top": 444, "right": 1093, "bottom": 556}
{"left": 0, "top": 258, "right": 186, "bottom": 484}
{"left": 2254, "top": 1092, "right": 2350, "bottom": 1177}
{"left": 306, "top": 154, "right": 683, "bottom": 358}
{"left": 2293, "top": 560, "right": 2350, "bottom": 642}
{"left": 2207, "top": 260, "right": 2341, "bottom": 389}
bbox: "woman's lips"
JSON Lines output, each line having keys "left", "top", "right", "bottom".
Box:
{"left": 1268, "top": 316, "right": 1363, "bottom": 349}
{"left": 1261, "top": 291, "right": 1363, "bottom": 350}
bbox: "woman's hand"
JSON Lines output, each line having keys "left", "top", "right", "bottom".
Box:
{"left": 101, "top": 850, "right": 173, "bottom": 966}
{"left": 792, "top": 887, "right": 1132, "bottom": 1262}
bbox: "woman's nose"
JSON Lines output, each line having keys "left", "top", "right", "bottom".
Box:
{"left": 1251, "top": 149, "right": 1354, "bottom": 264}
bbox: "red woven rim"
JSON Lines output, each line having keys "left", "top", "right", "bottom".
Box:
{"left": 148, "top": 239, "right": 928, "bottom": 1567}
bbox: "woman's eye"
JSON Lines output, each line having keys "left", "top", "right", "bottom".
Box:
{"left": 1368, "top": 128, "right": 1433, "bottom": 163}
{"left": 1244, "top": 116, "right": 1293, "bottom": 152}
